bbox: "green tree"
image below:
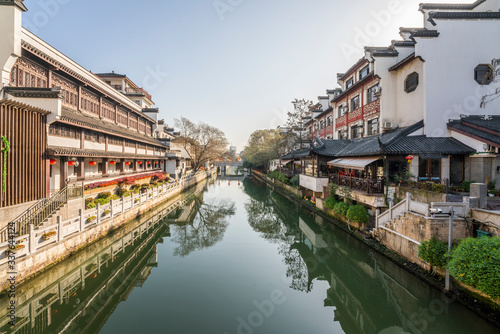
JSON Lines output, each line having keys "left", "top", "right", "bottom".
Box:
{"left": 243, "top": 129, "right": 286, "bottom": 172}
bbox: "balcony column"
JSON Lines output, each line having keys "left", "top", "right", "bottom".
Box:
{"left": 102, "top": 158, "right": 109, "bottom": 177}
{"left": 60, "top": 157, "right": 68, "bottom": 190}
{"left": 77, "top": 158, "right": 85, "bottom": 181}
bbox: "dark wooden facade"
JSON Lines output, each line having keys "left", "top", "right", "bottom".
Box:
{"left": 0, "top": 100, "right": 48, "bottom": 208}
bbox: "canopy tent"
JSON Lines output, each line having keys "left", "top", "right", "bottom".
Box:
{"left": 327, "top": 156, "right": 382, "bottom": 170}
{"left": 280, "top": 159, "right": 293, "bottom": 165}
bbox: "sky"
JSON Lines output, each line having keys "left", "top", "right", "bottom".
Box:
{"left": 22, "top": 0, "right": 472, "bottom": 151}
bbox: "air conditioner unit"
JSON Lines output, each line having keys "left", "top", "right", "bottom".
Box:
{"left": 383, "top": 122, "right": 392, "bottom": 129}
{"left": 373, "top": 86, "right": 382, "bottom": 95}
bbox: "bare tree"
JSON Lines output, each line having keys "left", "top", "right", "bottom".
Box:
{"left": 174, "top": 117, "right": 229, "bottom": 172}
{"left": 283, "top": 98, "right": 314, "bottom": 149}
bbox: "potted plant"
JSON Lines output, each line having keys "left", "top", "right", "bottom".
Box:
{"left": 42, "top": 231, "right": 57, "bottom": 240}
{"left": 102, "top": 209, "right": 111, "bottom": 216}
{"left": 5, "top": 244, "right": 25, "bottom": 255}
{"left": 87, "top": 216, "right": 97, "bottom": 223}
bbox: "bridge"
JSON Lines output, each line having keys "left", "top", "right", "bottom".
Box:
{"left": 214, "top": 161, "right": 243, "bottom": 167}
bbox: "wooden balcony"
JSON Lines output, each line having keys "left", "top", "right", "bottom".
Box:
{"left": 330, "top": 174, "right": 385, "bottom": 195}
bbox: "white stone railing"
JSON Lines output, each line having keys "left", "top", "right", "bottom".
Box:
{"left": 0, "top": 170, "right": 214, "bottom": 266}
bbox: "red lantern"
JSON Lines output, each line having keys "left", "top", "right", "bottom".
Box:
{"left": 89, "top": 161, "right": 96, "bottom": 166}
{"left": 160, "top": 161, "right": 164, "bottom": 164}
{"left": 138, "top": 161, "right": 143, "bottom": 165}
{"left": 147, "top": 161, "right": 151, "bottom": 164}
{"left": 125, "top": 162, "right": 131, "bottom": 166}
{"left": 50, "top": 159, "right": 57, "bottom": 165}
{"left": 405, "top": 155, "right": 414, "bottom": 163}
{"left": 109, "top": 161, "right": 116, "bottom": 165}
{"left": 68, "top": 161, "right": 76, "bottom": 166}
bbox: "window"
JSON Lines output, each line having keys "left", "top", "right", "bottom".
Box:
{"left": 350, "top": 96, "right": 360, "bottom": 111}
{"left": 359, "top": 65, "right": 369, "bottom": 79}
{"left": 405, "top": 72, "right": 419, "bottom": 93}
{"left": 338, "top": 131, "right": 347, "bottom": 139}
{"left": 327, "top": 116, "right": 332, "bottom": 126}
{"left": 346, "top": 77, "right": 354, "bottom": 89}
{"left": 338, "top": 106, "right": 345, "bottom": 118}
{"left": 474, "top": 64, "right": 493, "bottom": 85}
{"left": 367, "top": 118, "right": 379, "bottom": 135}
{"left": 320, "top": 120, "right": 325, "bottom": 129}
{"left": 367, "top": 85, "right": 380, "bottom": 103}
{"left": 351, "top": 125, "right": 363, "bottom": 139}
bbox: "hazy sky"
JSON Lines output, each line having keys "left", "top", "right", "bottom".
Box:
{"left": 22, "top": 0, "right": 471, "bottom": 150}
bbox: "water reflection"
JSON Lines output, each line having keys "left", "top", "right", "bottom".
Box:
{"left": 0, "top": 182, "right": 214, "bottom": 334}
{"left": 242, "top": 177, "right": 498, "bottom": 334}
{"left": 169, "top": 196, "right": 236, "bottom": 257}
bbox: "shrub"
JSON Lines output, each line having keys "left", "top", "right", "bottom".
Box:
{"left": 447, "top": 237, "right": 500, "bottom": 299}
{"left": 87, "top": 216, "right": 96, "bottom": 222}
{"left": 419, "top": 238, "right": 448, "bottom": 268}
{"left": 488, "top": 180, "right": 497, "bottom": 191}
{"left": 290, "top": 175, "right": 300, "bottom": 187}
{"left": 276, "top": 173, "right": 290, "bottom": 185}
{"left": 95, "top": 197, "right": 110, "bottom": 206}
{"left": 85, "top": 198, "right": 95, "bottom": 209}
{"left": 103, "top": 210, "right": 111, "bottom": 216}
{"left": 431, "top": 183, "right": 446, "bottom": 194}
{"left": 461, "top": 180, "right": 476, "bottom": 192}
{"left": 130, "top": 184, "right": 141, "bottom": 191}
{"left": 116, "top": 188, "right": 128, "bottom": 197}
{"left": 150, "top": 181, "right": 158, "bottom": 187}
{"left": 324, "top": 196, "right": 338, "bottom": 210}
{"left": 98, "top": 192, "right": 111, "bottom": 199}
{"left": 333, "top": 202, "right": 350, "bottom": 216}
{"left": 346, "top": 205, "right": 369, "bottom": 224}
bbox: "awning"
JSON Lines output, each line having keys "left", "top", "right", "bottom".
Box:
{"left": 327, "top": 156, "right": 382, "bottom": 170}
{"left": 294, "top": 161, "right": 302, "bottom": 165}
{"left": 280, "top": 159, "right": 293, "bottom": 165}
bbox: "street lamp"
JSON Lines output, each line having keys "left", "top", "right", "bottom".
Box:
{"left": 430, "top": 207, "right": 454, "bottom": 291}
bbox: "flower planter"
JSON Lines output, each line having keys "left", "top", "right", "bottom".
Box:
{"left": 87, "top": 216, "right": 97, "bottom": 223}
{"left": 5, "top": 244, "right": 25, "bottom": 255}
{"left": 42, "top": 231, "right": 57, "bottom": 241}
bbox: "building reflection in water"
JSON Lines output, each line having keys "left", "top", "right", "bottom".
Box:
{"left": 242, "top": 177, "right": 496, "bottom": 334}
{"left": 0, "top": 180, "right": 232, "bottom": 334}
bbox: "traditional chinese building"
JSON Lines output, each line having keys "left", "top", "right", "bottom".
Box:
{"left": 0, "top": 0, "right": 170, "bottom": 221}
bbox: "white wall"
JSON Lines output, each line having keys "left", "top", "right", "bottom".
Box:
{"left": 0, "top": 5, "right": 22, "bottom": 88}
{"left": 125, "top": 147, "right": 135, "bottom": 154}
{"left": 84, "top": 141, "right": 106, "bottom": 150}
{"left": 108, "top": 144, "right": 122, "bottom": 153}
{"left": 48, "top": 136, "right": 80, "bottom": 148}
{"left": 416, "top": 20, "right": 500, "bottom": 137}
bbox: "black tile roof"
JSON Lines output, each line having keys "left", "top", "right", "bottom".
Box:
{"left": 365, "top": 46, "right": 399, "bottom": 57}
{"left": 461, "top": 115, "right": 500, "bottom": 133}
{"left": 388, "top": 53, "right": 418, "bottom": 72}
{"left": 392, "top": 40, "right": 416, "bottom": 47}
{"left": 4, "top": 86, "right": 62, "bottom": 99}
{"left": 420, "top": 0, "right": 486, "bottom": 10}
{"left": 383, "top": 136, "right": 475, "bottom": 155}
{"left": 399, "top": 28, "right": 440, "bottom": 40}
{"left": 58, "top": 108, "right": 167, "bottom": 147}
{"left": 448, "top": 116, "right": 500, "bottom": 147}
{"left": 95, "top": 72, "right": 126, "bottom": 78}
{"left": 337, "top": 57, "right": 367, "bottom": 81}
{"left": 47, "top": 146, "right": 167, "bottom": 159}
{"left": 281, "top": 148, "right": 312, "bottom": 160}
{"left": 428, "top": 11, "right": 500, "bottom": 25}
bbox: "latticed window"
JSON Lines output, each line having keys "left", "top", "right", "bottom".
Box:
{"left": 109, "top": 136, "right": 123, "bottom": 146}
{"left": 10, "top": 58, "right": 48, "bottom": 88}
{"left": 49, "top": 124, "right": 79, "bottom": 139}
{"left": 405, "top": 72, "right": 419, "bottom": 93}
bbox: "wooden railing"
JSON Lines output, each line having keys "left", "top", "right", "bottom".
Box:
{"left": 14, "top": 184, "right": 84, "bottom": 236}
{"left": 330, "top": 174, "right": 385, "bottom": 195}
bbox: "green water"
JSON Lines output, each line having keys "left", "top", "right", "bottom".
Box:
{"left": 1, "top": 177, "right": 499, "bottom": 334}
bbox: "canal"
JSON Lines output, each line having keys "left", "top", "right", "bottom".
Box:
{"left": 1, "top": 176, "right": 498, "bottom": 334}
